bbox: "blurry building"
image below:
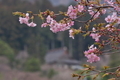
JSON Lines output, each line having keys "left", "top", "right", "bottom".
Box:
{"left": 44, "top": 47, "right": 82, "bottom": 70}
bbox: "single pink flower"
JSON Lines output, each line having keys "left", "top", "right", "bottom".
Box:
{"left": 27, "top": 22, "right": 37, "bottom": 27}
{"left": 69, "top": 12, "right": 77, "bottom": 19}
{"left": 77, "top": 5, "right": 84, "bottom": 12}
{"left": 46, "top": 15, "right": 53, "bottom": 23}
{"left": 105, "top": 15, "right": 112, "bottom": 23}
{"left": 19, "top": 13, "right": 30, "bottom": 24}
{"left": 69, "top": 29, "right": 74, "bottom": 39}
{"left": 19, "top": 17, "right": 29, "bottom": 24}
{"left": 90, "top": 33, "right": 101, "bottom": 42}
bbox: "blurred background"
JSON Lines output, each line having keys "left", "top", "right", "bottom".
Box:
{"left": 0, "top": 0, "right": 119, "bottom": 80}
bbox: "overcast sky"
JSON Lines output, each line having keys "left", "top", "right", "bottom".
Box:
{"left": 49, "top": 0, "right": 74, "bottom": 6}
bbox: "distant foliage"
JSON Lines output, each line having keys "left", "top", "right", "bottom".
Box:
{"left": 47, "top": 69, "right": 58, "bottom": 79}
{"left": 40, "top": 69, "right": 58, "bottom": 79}
{"left": 24, "top": 57, "right": 41, "bottom": 72}
{"left": 0, "top": 39, "right": 15, "bottom": 62}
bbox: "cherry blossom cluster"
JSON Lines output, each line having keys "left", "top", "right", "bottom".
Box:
{"left": 90, "top": 33, "right": 101, "bottom": 42}
{"left": 14, "top": 0, "right": 120, "bottom": 64}
{"left": 41, "top": 15, "right": 74, "bottom": 33}
{"left": 67, "top": 5, "right": 84, "bottom": 19}
{"left": 14, "top": 0, "right": 120, "bottom": 79}
{"left": 19, "top": 13, "right": 37, "bottom": 27}
{"left": 88, "top": 6, "right": 106, "bottom": 19}
{"left": 104, "top": 12, "right": 120, "bottom": 31}
{"left": 84, "top": 45, "right": 100, "bottom": 63}
{"left": 105, "top": 0, "right": 120, "bottom": 11}
{"left": 105, "top": 12, "right": 120, "bottom": 24}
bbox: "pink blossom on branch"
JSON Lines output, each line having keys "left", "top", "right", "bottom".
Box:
{"left": 67, "top": 4, "right": 84, "bottom": 19}
{"left": 90, "top": 33, "right": 101, "bottom": 42}
{"left": 27, "top": 22, "right": 37, "bottom": 27}
{"left": 41, "top": 15, "right": 74, "bottom": 33}
{"left": 84, "top": 44, "right": 97, "bottom": 55}
{"left": 84, "top": 45, "right": 100, "bottom": 63}
{"left": 85, "top": 53, "right": 100, "bottom": 63}
{"left": 88, "top": 9, "right": 100, "bottom": 19}
{"left": 19, "top": 13, "right": 37, "bottom": 27}
{"left": 16, "top": 0, "right": 120, "bottom": 64}
{"left": 19, "top": 17, "right": 29, "bottom": 24}
{"left": 105, "top": 0, "right": 120, "bottom": 11}
{"left": 41, "top": 23, "right": 48, "bottom": 27}
{"left": 69, "top": 29, "right": 74, "bottom": 39}
{"left": 67, "top": 5, "right": 77, "bottom": 19}
{"left": 46, "top": 15, "right": 53, "bottom": 23}
{"left": 105, "top": 12, "right": 120, "bottom": 24}
{"left": 19, "top": 13, "right": 29, "bottom": 24}
{"left": 77, "top": 5, "right": 84, "bottom": 12}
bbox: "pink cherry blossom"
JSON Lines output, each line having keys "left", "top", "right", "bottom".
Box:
{"left": 95, "top": 12, "right": 100, "bottom": 18}
{"left": 105, "top": 15, "right": 112, "bottom": 23}
{"left": 27, "top": 22, "right": 37, "bottom": 27}
{"left": 105, "top": 0, "right": 114, "bottom": 5}
{"left": 69, "top": 12, "right": 77, "bottom": 19}
{"left": 44, "top": 15, "right": 74, "bottom": 33}
{"left": 19, "top": 13, "right": 30, "bottom": 25}
{"left": 67, "top": 5, "right": 77, "bottom": 19}
{"left": 101, "top": 9, "right": 106, "bottom": 14}
{"left": 69, "top": 29, "right": 74, "bottom": 39}
{"left": 77, "top": 5, "right": 84, "bottom": 12}
{"left": 19, "top": 17, "right": 29, "bottom": 24}
{"left": 84, "top": 44, "right": 97, "bottom": 55}
{"left": 49, "top": 21, "right": 74, "bottom": 33}
{"left": 67, "top": 5, "right": 74, "bottom": 15}
{"left": 88, "top": 9, "right": 94, "bottom": 16}
{"left": 84, "top": 45, "right": 100, "bottom": 63}
{"left": 90, "top": 33, "right": 101, "bottom": 42}
{"left": 85, "top": 53, "right": 100, "bottom": 63}
{"left": 88, "top": 7, "right": 94, "bottom": 15}
{"left": 88, "top": 6, "right": 101, "bottom": 19}
{"left": 105, "top": 0, "right": 120, "bottom": 11}
{"left": 105, "top": 24, "right": 114, "bottom": 31}
{"left": 41, "top": 23, "right": 48, "bottom": 27}
{"left": 105, "top": 12, "right": 120, "bottom": 24}
{"left": 46, "top": 15, "right": 53, "bottom": 23}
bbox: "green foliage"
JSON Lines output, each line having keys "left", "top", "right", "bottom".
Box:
{"left": 47, "top": 69, "right": 58, "bottom": 79}
{"left": 109, "top": 51, "right": 120, "bottom": 67}
{"left": 24, "top": 57, "right": 41, "bottom": 72}
{"left": 0, "top": 39, "right": 15, "bottom": 62}
{"left": 40, "top": 69, "right": 58, "bottom": 79}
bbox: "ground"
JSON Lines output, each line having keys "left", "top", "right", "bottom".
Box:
{"left": 0, "top": 56, "right": 77, "bottom": 80}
